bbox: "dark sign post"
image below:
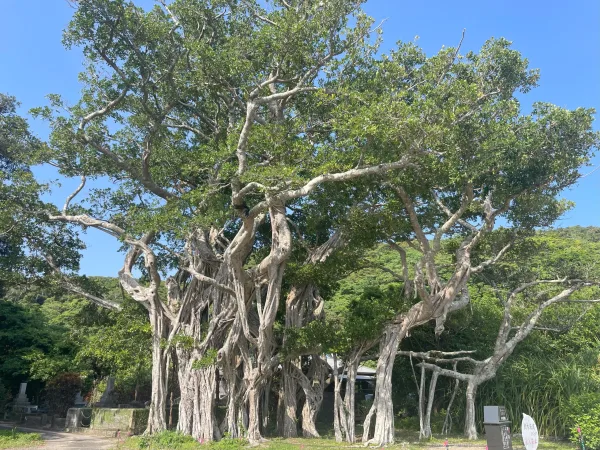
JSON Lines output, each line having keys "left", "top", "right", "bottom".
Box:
{"left": 484, "top": 406, "right": 513, "bottom": 450}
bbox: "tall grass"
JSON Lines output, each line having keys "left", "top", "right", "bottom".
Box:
{"left": 477, "top": 351, "right": 599, "bottom": 437}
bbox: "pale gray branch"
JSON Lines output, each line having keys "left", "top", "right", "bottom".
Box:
{"left": 471, "top": 241, "right": 513, "bottom": 273}
{"left": 417, "top": 362, "right": 473, "bottom": 382}
{"left": 182, "top": 265, "right": 236, "bottom": 297}
{"left": 48, "top": 212, "right": 125, "bottom": 238}
{"left": 62, "top": 176, "right": 86, "bottom": 214}
{"left": 279, "top": 157, "right": 415, "bottom": 204}
{"left": 79, "top": 85, "right": 129, "bottom": 130}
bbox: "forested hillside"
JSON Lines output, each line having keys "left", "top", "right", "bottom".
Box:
{"left": 0, "top": 278, "right": 150, "bottom": 410}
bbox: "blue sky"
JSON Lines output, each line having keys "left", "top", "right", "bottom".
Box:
{"left": 1, "top": 0, "right": 599, "bottom": 276}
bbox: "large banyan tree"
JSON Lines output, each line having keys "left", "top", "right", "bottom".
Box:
{"left": 24, "top": 0, "right": 597, "bottom": 445}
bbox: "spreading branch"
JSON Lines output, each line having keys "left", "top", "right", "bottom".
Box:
{"left": 62, "top": 175, "right": 86, "bottom": 214}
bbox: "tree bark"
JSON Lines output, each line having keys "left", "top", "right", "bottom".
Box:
{"left": 281, "top": 283, "right": 326, "bottom": 438}
{"left": 362, "top": 322, "right": 404, "bottom": 445}
{"left": 423, "top": 370, "right": 440, "bottom": 439}
{"left": 146, "top": 310, "right": 169, "bottom": 434}
{"left": 244, "top": 200, "right": 292, "bottom": 444}
{"left": 176, "top": 353, "right": 194, "bottom": 435}
{"left": 342, "top": 357, "right": 358, "bottom": 442}
{"left": 282, "top": 362, "right": 298, "bottom": 437}
{"left": 280, "top": 284, "right": 306, "bottom": 439}
{"left": 220, "top": 324, "right": 244, "bottom": 439}
{"left": 301, "top": 391, "right": 320, "bottom": 438}
{"left": 299, "top": 355, "right": 327, "bottom": 438}
{"left": 192, "top": 365, "right": 221, "bottom": 441}
{"left": 418, "top": 365, "right": 426, "bottom": 439}
{"left": 332, "top": 355, "right": 346, "bottom": 442}
{"left": 464, "top": 380, "right": 478, "bottom": 440}
{"left": 331, "top": 353, "right": 362, "bottom": 443}
{"left": 247, "top": 382, "right": 264, "bottom": 443}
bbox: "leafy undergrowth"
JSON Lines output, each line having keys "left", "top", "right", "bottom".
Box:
{"left": 0, "top": 429, "right": 43, "bottom": 449}
{"left": 115, "top": 431, "right": 578, "bottom": 450}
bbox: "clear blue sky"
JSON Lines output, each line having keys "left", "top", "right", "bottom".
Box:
{"left": 1, "top": 0, "right": 599, "bottom": 276}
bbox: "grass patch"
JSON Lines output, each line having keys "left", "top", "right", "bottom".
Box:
{"left": 256, "top": 438, "right": 348, "bottom": 449}
{"left": 0, "top": 429, "right": 43, "bottom": 449}
{"left": 116, "top": 431, "right": 247, "bottom": 449}
{"left": 407, "top": 434, "right": 575, "bottom": 450}
{"left": 117, "top": 431, "right": 200, "bottom": 449}
{"left": 115, "top": 431, "right": 578, "bottom": 450}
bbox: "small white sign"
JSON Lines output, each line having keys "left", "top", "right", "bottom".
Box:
{"left": 522, "top": 413, "right": 539, "bottom": 450}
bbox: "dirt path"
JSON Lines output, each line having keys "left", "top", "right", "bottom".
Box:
{"left": 0, "top": 424, "right": 116, "bottom": 449}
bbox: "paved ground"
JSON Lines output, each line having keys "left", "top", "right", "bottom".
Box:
{"left": 0, "top": 424, "right": 117, "bottom": 449}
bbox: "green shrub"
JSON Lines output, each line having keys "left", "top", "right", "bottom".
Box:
{"left": 394, "top": 409, "right": 450, "bottom": 435}
{"left": 45, "top": 372, "right": 83, "bottom": 417}
{"left": 207, "top": 436, "right": 248, "bottom": 449}
{"left": 192, "top": 349, "right": 218, "bottom": 369}
{"left": 0, "top": 383, "right": 12, "bottom": 413}
{"left": 135, "top": 431, "right": 199, "bottom": 449}
{"left": 396, "top": 414, "right": 420, "bottom": 431}
{"left": 566, "top": 393, "right": 600, "bottom": 450}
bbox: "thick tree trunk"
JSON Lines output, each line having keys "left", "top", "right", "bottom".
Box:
{"left": 423, "top": 370, "right": 440, "bottom": 439}
{"left": 282, "top": 362, "right": 298, "bottom": 437}
{"left": 332, "top": 356, "right": 347, "bottom": 442}
{"left": 301, "top": 394, "right": 320, "bottom": 438}
{"left": 222, "top": 363, "right": 247, "bottom": 440}
{"left": 146, "top": 315, "right": 169, "bottom": 434}
{"left": 341, "top": 359, "right": 358, "bottom": 442}
{"left": 245, "top": 201, "right": 292, "bottom": 444}
{"left": 280, "top": 284, "right": 311, "bottom": 439}
{"left": 281, "top": 235, "right": 338, "bottom": 436}
{"left": 120, "top": 252, "right": 171, "bottom": 436}
{"left": 332, "top": 354, "right": 361, "bottom": 442}
{"left": 362, "top": 322, "right": 404, "bottom": 446}
{"left": 220, "top": 343, "right": 244, "bottom": 438}
{"left": 464, "top": 380, "right": 478, "bottom": 440}
{"left": 218, "top": 313, "right": 247, "bottom": 439}
{"left": 192, "top": 365, "right": 221, "bottom": 441}
{"left": 226, "top": 387, "right": 241, "bottom": 438}
{"left": 176, "top": 355, "right": 194, "bottom": 435}
{"left": 299, "top": 355, "right": 327, "bottom": 438}
{"left": 247, "top": 383, "right": 264, "bottom": 443}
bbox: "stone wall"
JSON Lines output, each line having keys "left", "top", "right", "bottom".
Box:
{"left": 65, "top": 408, "right": 93, "bottom": 429}
{"left": 65, "top": 408, "right": 149, "bottom": 436}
